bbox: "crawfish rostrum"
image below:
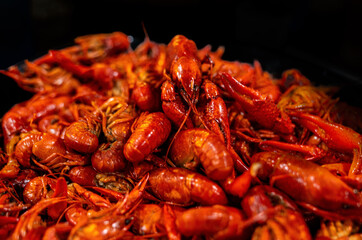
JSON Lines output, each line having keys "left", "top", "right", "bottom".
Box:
{"left": 0, "top": 31, "right": 361, "bottom": 239}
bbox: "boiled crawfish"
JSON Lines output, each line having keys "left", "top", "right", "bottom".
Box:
{"left": 0, "top": 31, "right": 361, "bottom": 240}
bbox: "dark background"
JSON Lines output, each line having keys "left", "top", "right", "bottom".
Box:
{"left": 1, "top": 0, "right": 362, "bottom": 113}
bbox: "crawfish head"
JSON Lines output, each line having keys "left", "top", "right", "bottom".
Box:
{"left": 170, "top": 56, "right": 202, "bottom": 105}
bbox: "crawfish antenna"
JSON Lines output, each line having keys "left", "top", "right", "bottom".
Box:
{"left": 141, "top": 22, "right": 150, "bottom": 42}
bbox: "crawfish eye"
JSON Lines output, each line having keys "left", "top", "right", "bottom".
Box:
{"left": 342, "top": 204, "right": 352, "bottom": 210}
{"left": 125, "top": 217, "right": 133, "bottom": 225}
{"left": 147, "top": 48, "right": 153, "bottom": 57}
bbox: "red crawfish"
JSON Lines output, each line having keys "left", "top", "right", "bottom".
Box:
{"left": 74, "top": 31, "right": 130, "bottom": 62}
{"left": 94, "top": 96, "right": 136, "bottom": 143}
{"left": 0, "top": 59, "right": 80, "bottom": 94}
{"left": 161, "top": 35, "right": 202, "bottom": 129}
{"left": 316, "top": 219, "right": 362, "bottom": 240}
{"left": 219, "top": 72, "right": 295, "bottom": 135}
{"left": 131, "top": 69, "right": 162, "bottom": 112}
{"left": 250, "top": 206, "right": 311, "bottom": 240}
{"left": 161, "top": 80, "right": 194, "bottom": 129}
{"left": 2, "top": 93, "right": 73, "bottom": 153}
{"left": 241, "top": 185, "right": 312, "bottom": 240}
{"left": 175, "top": 205, "right": 248, "bottom": 240}
{"left": 250, "top": 60, "right": 281, "bottom": 103}
{"left": 198, "top": 79, "right": 231, "bottom": 149}
{"left": 134, "top": 35, "right": 167, "bottom": 74}
{"left": 0, "top": 153, "right": 20, "bottom": 179}
{"left": 10, "top": 197, "right": 67, "bottom": 240}
{"left": 22, "top": 176, "right": 68, "bottom": 220}
{"left": 147, "top": 167, "right": 228, "bottom": 206}
{"left": 42, "top": 222, "right": 73, "bottom": 240}
{"left": 290, "top": 112, "right": 362, "bottom": 153}
{"left": 47, "top": 50, "right": 120, "bottom": 91}
{"left": 123, "top": 112, "right": 171, "bottom": 163}
{"left": 91, "top": 140, "right": 127, "bottom": 173}
{"left": 279, "top": 68, "right": 311, "bottom": 90}
{"left": 196, "top": 79, "right": 249, "bottom": 172}
{"left": 290, "top": 112, "right": 362, "bottom": 175}
{"left": 67, "top": 174, "right": 149, "bottom": 239}
{"left": 277, "top": 85, "right": 335, "bottom": 117}
{"left": 211, "top": 55, "right": 255, "bottom": 86}
{"left": 169, "top": 128, "right": 234, "bottom": 181}
{"left": 132, "top": 203, "right": 185, "bottom": 238}
{"left": 69, "top": 166, "right": 134, "bottom": 196}
{"left": 64, "top": 116, "right": 101, "bottom": 154}
{"left": 14, "top": 132, "right": 88, "bottom": 172}
{"left": 0, "top": 180, "right": 28, "bottom": 217}
{"left": 251, "top": 151, "right": 362, "bottom": 220}
{"left": 131, "top": 37, "right": 165, "bottom": 112}
{"left": 241, "top": 185, "right": 300, "bottom": 219}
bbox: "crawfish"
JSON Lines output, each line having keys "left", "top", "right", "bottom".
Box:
{"left": 175, "top": 205, "right": 248, "bottom": 240}
{"left": 251, "top": 151, "right": 362, "bottom": 220}
{"left": 0, "top": 180, "right": 27, "bottom": 217}
{"left": 0, "top": 151, "right": 20, "bottom": 179}
{"left": 277, "top": 85, "right": 336, "bottom": 117}
{"left": 279, "top": 68, "right": 311, "bottom": 90}
{"left": 169, "top": 128, "right": 234, "bottom": 181}
{"left": 47, "top": 50, "right": 120, "bottom": 91}
{"left": 74, "top": 31, "right": 130, "bottom": 62}
{"left": 15, "top": 132, "right": 88, "bottom": 172}
{"left": 95, "top": 96, "right": 136, "bottom": 143}
{"left": 10, "top": 197, "right": 67, "bottom": 240}
{"left": 22, "top": 176, "right": 68, "bottom": 220}
{"left": 68, "top": 174, "right": 148, "bottom": 240}
{"left": 69, "top": 166, "right": 134, "bottom": 195}
{"left": 132, "top": 203, "right": 184, "bottom": 237}
{"left": 198, "top": 79, "right": 231, "bottom": 148}
{"left": 161, "top": 80, "right": 194, "bottom": 129}
{"left": 147, "top": 167, "right": 228, "bottom": 206}
{"left": 250, "top": 206, "right": 312, "bottom": 240}
{"left": 211, "top": 57, "right": 255, "bottom": 86}
{"left": 161, "top": 35, "right": 202, "bottom": 129}
{"left": 2, "top": 93, "right": 73, "bottom": 153}
{"left": 64, "top": 115, "right": 101, "bottom": 154}
{"left": 131, "top": 68, "right": 162, "bottom": 112}
{"left": 247, "top": 60, "right": 282, "bottom": 102}
{"left": 132, "top": 37, "right": 165, "bottom": 112}
{"left": 124, "top": 112, "right": 171, "bottom": 163}
{"left": 91, "top": 140, "right": 127, "bottom": 173}
{"left": 219, "top": 72, "right": 295, "bottom": 135}
{"left": 316, "top": 219, "right": 362, "bottom": 239}
{"left": 240, "top": 185, "right": 312, "bottom": 240}
{"left": 134, "top": 35, "right": 167, "bottom": 75}
{"left": 290, "top": 112, "right": 362, "bottom": 175}
{"left": 0, "top": 60, "right": 80, "bottom": 94}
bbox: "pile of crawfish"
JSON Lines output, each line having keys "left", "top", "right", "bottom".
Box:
{"left": 0, "top": 32, "right": 361, "bottom": 240}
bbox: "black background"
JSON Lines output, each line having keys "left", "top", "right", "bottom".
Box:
{"left": 1, "top": 0, "right": 362, "bottom": 113}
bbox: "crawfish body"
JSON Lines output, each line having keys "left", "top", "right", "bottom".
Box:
{"left": 124, "top": 112, "right": 171, "bottom": 163}
{"left": 148, "top": 167, "right": 228, "bottom": 206}
{"left": 252, "top": 151, "right": 362, "bottom": 218}
{"left": 176, "top": 205, "right": 246, "bottom": 240}
{"left": 64, "top": 117, "right": 101, "bottom": 154}
{"left": 170, "top": 128, "right": 234, "bottom": 180}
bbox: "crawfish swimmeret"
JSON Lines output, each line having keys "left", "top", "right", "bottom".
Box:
{"left": 0, "top": 31, "right": 361, "bottom": 239}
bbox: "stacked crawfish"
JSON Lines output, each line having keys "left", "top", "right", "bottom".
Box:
{"left": 0, "top": 32, "right": 361, "bottom": 240}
